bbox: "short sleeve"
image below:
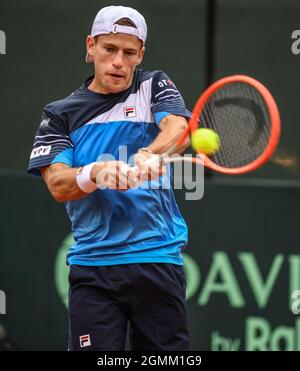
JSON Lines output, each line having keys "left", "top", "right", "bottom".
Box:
{"left": 151, "top": 71, "right": 191, "bottom": 125}
{"left": 27, "top": 108, "right": 74, "bottom": 176}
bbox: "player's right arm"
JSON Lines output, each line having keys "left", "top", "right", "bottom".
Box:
{"left": 28, "top": 107, "right": 139, "bottom": 203}
{"left": 41, "top": 163, "right": 93, "bottom": 203}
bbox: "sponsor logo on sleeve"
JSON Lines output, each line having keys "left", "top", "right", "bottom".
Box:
{"left": 158, "top": 79, "right": 175, "bottom": 88}
{"left": 40, "top": 118, "right": 50, "bottom": 128}
{"left": 30, "top": 145, "right": 52, "bottom": 159}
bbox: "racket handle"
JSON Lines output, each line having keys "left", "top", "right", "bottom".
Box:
{"left": 119, "top": 163, "right": 140, "bottom": 184}
{"left": 119, "top": 163, "right": 133, "bottom": 174}
{"left": 132, "top": 154, "right": 168, "bottom": 170}
{"left": 125, "top": 155, "right": 167, "bottom": 184}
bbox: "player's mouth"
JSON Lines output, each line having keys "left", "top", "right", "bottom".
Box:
{"left": 107, "top": 73, "right": 126, "bottom": 81}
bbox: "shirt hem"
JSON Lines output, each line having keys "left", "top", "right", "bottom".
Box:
{"left": 67, "top": 256, "right": 184, "bottom": 267}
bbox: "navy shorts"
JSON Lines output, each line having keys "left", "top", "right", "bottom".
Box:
{"left": 68, "top": 263, "right": 189, "bottom": 351}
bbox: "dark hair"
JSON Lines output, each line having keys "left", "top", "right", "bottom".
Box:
{"left": 114, "top": 17, "right": 137, "bottom": 28}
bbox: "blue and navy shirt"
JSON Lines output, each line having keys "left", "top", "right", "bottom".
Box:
{"left": 28, "top": 69, "right": 190, "bottom": 266}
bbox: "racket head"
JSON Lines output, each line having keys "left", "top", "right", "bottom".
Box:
{"left": 183, "top": 75, "right": 281, "bottom": 174}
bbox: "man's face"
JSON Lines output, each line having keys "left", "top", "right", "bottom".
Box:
{"left": 86, "top": 33, "right": 145, "bottom": 94}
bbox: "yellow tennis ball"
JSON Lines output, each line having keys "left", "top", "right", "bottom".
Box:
{"left": 191, "top": 128, "right": 220, "bottom": 155}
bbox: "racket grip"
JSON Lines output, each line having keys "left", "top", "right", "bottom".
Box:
{"left": 119, "top": 163, "right": 140, "bottom": 184}
{"left": 119, "top": 163, "right": 133, "bottom": 175}
{"left": 133, "top": 154, "right": 169, "bottom": 170}
{"left": 125, "top": 156, "right": 162, "bottom": 184}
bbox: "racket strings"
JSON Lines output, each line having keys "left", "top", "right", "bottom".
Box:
{"left": 200, "top": 82, "right": 271, "bottom": 168}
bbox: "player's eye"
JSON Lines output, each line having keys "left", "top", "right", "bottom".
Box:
{"left": 104, "top": 47, "right": 115, "bottom": 53}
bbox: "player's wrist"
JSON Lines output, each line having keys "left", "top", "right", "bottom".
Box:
{"left": 138, "top": 147, "right": 153, "bottom": 155}
{"left": 136, "top": 147, "right": 154, "bottom": 163}
{"left": 76, "top": 162, "right": 98, "bottom": 193}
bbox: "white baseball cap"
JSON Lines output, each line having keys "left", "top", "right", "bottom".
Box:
{"left": 86, "top": 6, "right": 147, "bottom": 63}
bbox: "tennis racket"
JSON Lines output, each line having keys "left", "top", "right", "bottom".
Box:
{"left": 136, "top": 74, "right": 281, "bottom": 175}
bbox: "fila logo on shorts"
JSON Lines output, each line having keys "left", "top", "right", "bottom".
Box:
{"left": 123, "top": 106, "right": 136, "bottom": 118}
{"left": 79, "top": 334, "right": 91, "bottom": 348}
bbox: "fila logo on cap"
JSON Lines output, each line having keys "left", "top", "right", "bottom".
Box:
{"left": 123, "top": 106, "right": 137, "bottom": 118}
{"left": 79, "top": 334, "right": 91, "bottom": 348}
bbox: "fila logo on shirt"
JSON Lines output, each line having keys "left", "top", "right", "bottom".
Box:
{"left": 123, "top": 106, "right": 137, "bottom": 118}
{"left": 79, "top": 334, "right": 91, "bottom": 348}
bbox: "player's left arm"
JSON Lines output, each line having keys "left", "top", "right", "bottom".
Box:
{"left": 134, "top": 114, "right": 190, "bottom": 181}
{"left": 134, "top": 71, "right": 190, "bottom": 179}
{"left": 146, "top": 114, "right": 190, "bottom": 155}
{"left": 144, "top": 71, "right": 191, "bottom": 156}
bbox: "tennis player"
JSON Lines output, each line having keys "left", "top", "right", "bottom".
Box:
{"left": 28, "top": 6, "right": 190, "bottom": 351}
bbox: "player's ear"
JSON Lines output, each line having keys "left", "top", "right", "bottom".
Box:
{"left": 136, "top": 46, "right": 145, "bottom": 66}
{"left": 86, "top": 35, "right": 96, "bottom": 60}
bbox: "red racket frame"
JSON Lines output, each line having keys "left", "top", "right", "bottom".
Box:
{"left": 177, "top": 75, "right": 281, "bottom": 174}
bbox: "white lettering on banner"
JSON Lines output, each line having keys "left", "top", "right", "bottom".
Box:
{"left": 0, "top": 30, "right": 6, "bottom": 54}
{"left": 291, "top": 290, "right": 300, "bottom": 315}
{"left": 0, "top": 290, "right": 6, "bottom": 314}
{"left": 291, "top": 30, "right": 300, "bottom": 55}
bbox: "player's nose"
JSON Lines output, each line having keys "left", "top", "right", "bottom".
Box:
{"left": 112, "top": 50, "right": 125, "bottom": 68}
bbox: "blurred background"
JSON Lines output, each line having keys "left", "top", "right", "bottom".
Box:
{"left": 0, "top": 0, "right": 299, "bottom": 350}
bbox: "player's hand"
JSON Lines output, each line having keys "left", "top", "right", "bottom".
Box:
{"left": 134, "top": 149, "right": 166, "bottom": 182}
{"left": 91, "top": 161, "right": 139, "bottom": 191}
